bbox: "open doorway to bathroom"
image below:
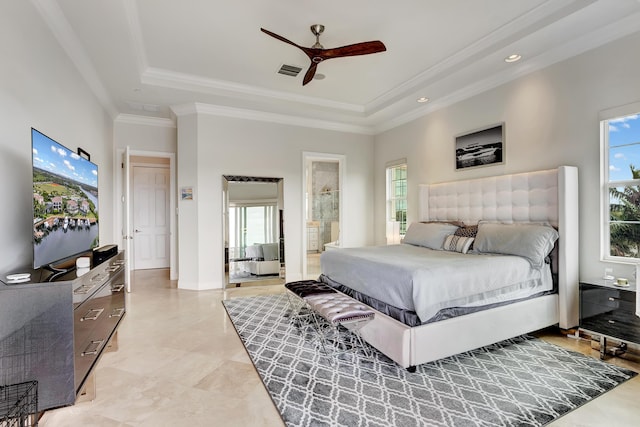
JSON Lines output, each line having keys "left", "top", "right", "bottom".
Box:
{"left": 303, "top": 153, "right": 344, "bottom": 279}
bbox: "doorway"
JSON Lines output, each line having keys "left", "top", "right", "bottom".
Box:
{"left": 118, "top": 150, "right": 177, "bottom": 286}
{"left": 302, "top": 153, "right": 344, "bottom": 279}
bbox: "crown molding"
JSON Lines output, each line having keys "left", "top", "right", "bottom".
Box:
{"left": 122, "top": 0, "right": 148, "bottom": 75}
{"left": 365, "top": 0, "right": 595, "bottom": 115}
{"left": 31, "top": 0, "right": 119, "bottom": 119}
{"left": 143, "top": 67, "right": 364, "bottom": 114}
{"left": 374, "top": 10, "right": 640, "bottom": 134}
{"left": 171, "top": 103, "right": 375, "bottom": 135}
{"left": 115, "top": 113, "right": 176, "bottom": 128}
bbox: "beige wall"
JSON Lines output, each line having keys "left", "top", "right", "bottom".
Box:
{"left": 374, "top": 31, "right": 640, "bottom": 281}
{"left": 0, "top": 1, "right": 112, "bottom": 274}
{"left": 176, "top": 112, "right": 374, "bottom": 290}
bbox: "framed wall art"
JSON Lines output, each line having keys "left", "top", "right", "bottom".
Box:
{"left": 455, "top": 123, "right": 504, "bottom": 170}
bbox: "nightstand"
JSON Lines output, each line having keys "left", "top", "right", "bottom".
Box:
{"left": 579, "top": 278, "right": 640, "bottom": 359}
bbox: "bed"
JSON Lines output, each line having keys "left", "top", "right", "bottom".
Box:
{"left": 319, "top": 166, "right": 579, "bottom": 369}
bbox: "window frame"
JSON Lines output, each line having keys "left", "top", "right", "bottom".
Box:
{"left": 385, "top": 159, "right": 407, "bottom": 242}
{"left": 600, "top": 101, "right": 640, "bottom": 263}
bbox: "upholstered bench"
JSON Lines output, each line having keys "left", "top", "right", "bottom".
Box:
{"left": 284, "top": 280, "right": 375, "bottom": 360}
{"left": 284, "top": 280, "right": 337, "bottom": 323}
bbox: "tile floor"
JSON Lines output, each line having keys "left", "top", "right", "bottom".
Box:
{"left": 40, "top": 269, "right": 640, "bottom": 426}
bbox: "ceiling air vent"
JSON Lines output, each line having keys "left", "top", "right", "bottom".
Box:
{"left": 278, "top": 64, "right": 303, "bottom": 77}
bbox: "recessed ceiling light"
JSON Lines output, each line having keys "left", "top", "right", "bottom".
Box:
{"left": 504, "top": 54, "right": 522, "bottom": 63}
{"left": 417, "top": 97, "right": 429, "bottom": 103}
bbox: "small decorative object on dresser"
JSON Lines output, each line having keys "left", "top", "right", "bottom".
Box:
{"left": 580, "top": 278, "right": 640, "bottom": 359}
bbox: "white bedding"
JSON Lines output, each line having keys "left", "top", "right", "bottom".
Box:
{"left": 320, "top": 244, "right": 553, "bottom": 323}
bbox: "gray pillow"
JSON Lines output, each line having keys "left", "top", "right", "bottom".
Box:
{"left": 261, "top": 243, "right": 279, "bottom": 261}
{"left": 474, "top": 222, "right": 558, "bottom": 267}
{"left": 402, "top": 222, "right": 459, "bottom": 250}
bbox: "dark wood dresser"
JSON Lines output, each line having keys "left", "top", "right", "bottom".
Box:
{"left": 0, "top": 250, "right": 126, "bottom": 411}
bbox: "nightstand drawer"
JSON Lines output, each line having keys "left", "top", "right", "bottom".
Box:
{"left": 580, "top": 284, "right": 636, "bottom": 315}
{"left": 581, "top": 311, "right": 640, "bottom": 344}
{"left": 581, "top": 291, "right": 636, "bottom": 313}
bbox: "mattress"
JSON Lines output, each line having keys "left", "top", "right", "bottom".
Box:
{"left": 320, "top": 244, "right": 554, "bottom": 325}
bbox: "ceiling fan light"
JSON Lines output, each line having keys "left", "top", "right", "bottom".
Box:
{"left": 504, "top": 54, "right": 522, "bottom": 63}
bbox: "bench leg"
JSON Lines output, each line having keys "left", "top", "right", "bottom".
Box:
{"left": 308, "top": 315, "right": 373, "bottom": 363}
{"left": 285, "top": 292, "right": 314, "bottom": 327}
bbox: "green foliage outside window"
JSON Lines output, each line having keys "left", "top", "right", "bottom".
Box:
{"left": 609, "top": 166, "right": 640, "bottom": 258}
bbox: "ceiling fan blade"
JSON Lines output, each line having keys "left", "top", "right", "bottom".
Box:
{"left": 260, "top": 28, "right": 304, "bottom": 50}
{"left": 320, "top": 40, "right": 386, "bottom": 60}
{"left": 302, "top": 62, "right": 318, "bottom": 86}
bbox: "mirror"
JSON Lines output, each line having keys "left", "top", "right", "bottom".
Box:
{"left": 223, "top": 176, "right": 284, "bottom": 288}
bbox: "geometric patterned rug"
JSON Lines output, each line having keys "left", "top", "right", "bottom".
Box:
{"left": 222, "top": 294, "right": 637, "bottom": 427}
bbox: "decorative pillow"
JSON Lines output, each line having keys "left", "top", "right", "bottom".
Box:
{"left": 443, "top": 234, "right": 475, "bottom": 254}
{"left": 454, "top": 225, "right": 478, "bottom": 239}
{"left": 402, "top": 222, "right": 459, "bottom": 250}
{"left": 473, "top": 222, "right": 559, "bottom": 268}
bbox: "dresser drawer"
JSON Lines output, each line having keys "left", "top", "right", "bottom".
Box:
{"left": 73, "top": 262, "right": 126, "bottom": 394}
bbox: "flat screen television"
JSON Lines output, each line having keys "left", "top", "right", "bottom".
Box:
{"left": 31, "top": 128, "right": 99, "bottom": 274}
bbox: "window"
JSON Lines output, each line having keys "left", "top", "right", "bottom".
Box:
{"left": 602, "top": 109, "right": 640, "bottom": 260}
{"left": 229, "top": 204, "right": 277, "bottom": 259}
{"left": 386, "top": 161, "right": 407, "bottom": 243}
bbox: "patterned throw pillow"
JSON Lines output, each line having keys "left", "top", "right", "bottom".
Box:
{"left": 454, "top": 225, "right": 478, "bottom": 238}
{"left": 443, "top": 234, "right": 475, "bottom": 254}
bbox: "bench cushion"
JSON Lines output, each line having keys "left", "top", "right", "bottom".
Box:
{"left": 285, "top": 280, "right": 336, "bottom": 298}
{"left": 304, "top": 293, "right": 375, "bottom": 324}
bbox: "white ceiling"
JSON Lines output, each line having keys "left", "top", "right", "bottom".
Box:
{"left": 33, "top": 0, "right": 640, "bottom": 134}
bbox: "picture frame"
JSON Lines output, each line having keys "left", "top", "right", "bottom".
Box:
{"left": 455, "top": 123, "right": 504, "bottom": 170}
{"left": 181, "top": 186, "right": 194, "bottom": 201}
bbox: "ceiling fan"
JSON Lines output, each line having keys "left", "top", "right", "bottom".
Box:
{"left": 261, "top": 25, "right": 386, "bottom": 86}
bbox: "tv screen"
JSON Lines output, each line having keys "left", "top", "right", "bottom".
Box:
{"left": 31, "top": 128, "right": 99, "bottom": 270}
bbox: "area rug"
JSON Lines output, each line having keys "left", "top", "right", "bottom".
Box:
{"left": 222, "top": 294, "right": 636, "bottom": 427}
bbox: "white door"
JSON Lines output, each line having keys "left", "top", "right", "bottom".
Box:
{"left": 132, "top": 166, "right": 170, "bottom": 270}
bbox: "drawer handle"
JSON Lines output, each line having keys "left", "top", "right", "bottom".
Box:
{"left": 109, "top": 308, "right": 125, "bottom": 318}
{"left": 111, "top": 284, "right": 125, "bottom": 293}
{"left": 81, "top": 340, "right": 104, "bottom": 356}
{"left": 80, "top": 308, "right": 104, "bottom": 321}
{"left": 608, "top": 297, "right": 619, "bottom": 302}
{"left": 608, "top": 320, "right": 616, "bottom": 324}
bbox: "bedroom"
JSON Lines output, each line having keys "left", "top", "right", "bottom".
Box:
{"left": 1, "top": 0, "right": 640, "bottom": 425}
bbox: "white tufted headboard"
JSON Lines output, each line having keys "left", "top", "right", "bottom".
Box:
{"left": 418, "top": 166, "right": 579, "bottom": 329}
{"left": 419, "top": 168, "right": 560, "bottom": 226}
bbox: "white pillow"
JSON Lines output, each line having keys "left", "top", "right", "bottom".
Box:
{"left": 245, "top": 244, "right": 263, "bottom": 259}
{"left": 474, "top": 222, "right": 558, "bottom": 267}
{"left": 443, "top": 234, "right": 474, "bottom": 254}
{"left": 402, "top": 222, "right": 459, "bottom": 250}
